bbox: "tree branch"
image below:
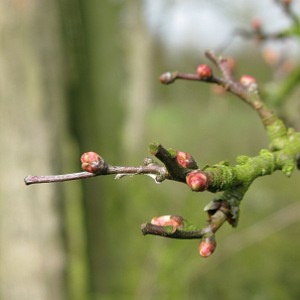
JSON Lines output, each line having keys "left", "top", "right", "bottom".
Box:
{"left": 24, "top": 157, "right": 169, "bottom": 185}
{"left": 24, "top": 49, "right": 300, "bottom": 257}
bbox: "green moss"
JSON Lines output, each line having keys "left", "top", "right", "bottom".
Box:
{"left": 266, "top": 118, "right": 287, "bottom": 143}
{"left": 148, "top": 141, "right": 160, "bottom": 155}
{"left": 167, "top": 148, "right": 177, "bottom": 158}
{"left": 236, "top": 155, "right": 250, "bottom": 165}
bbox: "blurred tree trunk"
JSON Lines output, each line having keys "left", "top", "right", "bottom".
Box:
{"left": 74, "top": 0, "right": 126, "bottom": 295}
{"left": 0, "top": 1, "right": 80, "bottom": 299}
{"left": 122, "top": 0, "right": 154, "bottom": 159}
{"left": 78, "top": 0, "right": 154, "bottom": 297}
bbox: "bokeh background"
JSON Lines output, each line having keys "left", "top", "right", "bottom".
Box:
{"left": 1, "top": 0, "right": 300, "bottom": 299}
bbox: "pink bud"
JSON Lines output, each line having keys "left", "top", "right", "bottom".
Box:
{"left": 176, "top": 151, "right": 197, "bottom": 169}
{"left": 262, "top": 48, "right": 278, "bottom": 66}
{"left": 151, "top": 215, "right": 184, "bottom": 232}
{"left": 251, "top": 17, "right": 261, "bottom": 31}
{"left": 186, "top": 170, "right": 208, "bottom": 192}
{"left": 198, "top": 236, "right": 216, "bottom": 258}
{"left": 240, "top": 75, "right": 256, "bottom": 86}
{"left": 196, "top": 64, "right": 213, "bottom": 79}
{"left": 81, "top": 151, "right": 104, "bottom": 173}
{"left": 226, "top": 57, "right": 236, "bottom": 72}
{"left": 240, "top": 75, "right": 258, "bottom": 92}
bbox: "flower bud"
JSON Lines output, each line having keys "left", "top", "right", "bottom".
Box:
{"left": 240, "top": 75, "right": 258, "bottom": 92}
{"left": 240, "top": 75, "right": 256, "bottom": 86}
{"left": 226, "top": 57, "right": 236, "bottom": 72}
{"left": 251, "top": 17, "right": 261, "bottom": 31}
{"left": 159, "top": 72, "right": 175, "bottom": 84}
{"left": 262, "top": 48, "right": 278, "bottom": 66}
{"left": 176, "top": 151, "right": 197, "bottom": 169}
{"left": 196, "top": 64, "right": 213, "bottom": 79}
{"left": 198, "top": 235, "right": 216, "bottom": 258}
{"left": 80, "top": 151, "right": 106, "bottom": 173}
{"left": 151, "top": 215, "right": 184, "bottom": 232}
{"left": 186, "top": 170, "right": 208, "bottom": 192}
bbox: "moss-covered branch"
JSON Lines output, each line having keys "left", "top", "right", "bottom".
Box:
{"left": 24, "top": 47, "right": 300, "bottom": 257}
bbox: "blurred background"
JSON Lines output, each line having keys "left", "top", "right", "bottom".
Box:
{"left": 1, "top": 0, "right": 300, "bottom": 299}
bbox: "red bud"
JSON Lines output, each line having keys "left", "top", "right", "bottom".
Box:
{"left": 176, "top": 151, "right": 197, "bottom": 169}
{"left": 196, "top": 64, "right": 213, "bottom": 79}
{"left": 80, "top": 151, "right": 105, "bottom": 173}
{"left": 186, "top": 170, "right": 208, "bottom": 192}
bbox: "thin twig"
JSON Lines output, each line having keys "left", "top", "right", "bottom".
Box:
{"left": 24, "top": 172, "right": 96, "bottom": 185}
{"left": 25, "top": 164, "right": 169, "bottom": 185}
